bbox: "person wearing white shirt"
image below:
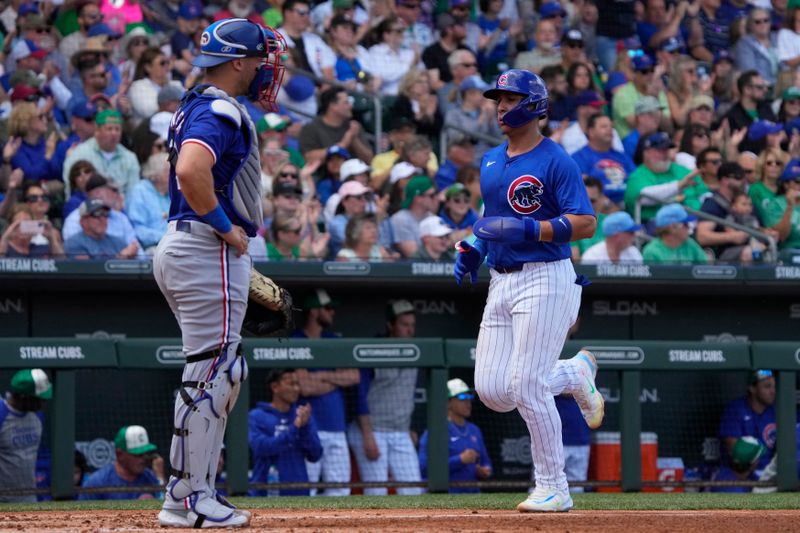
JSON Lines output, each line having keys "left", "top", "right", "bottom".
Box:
{"left": 581, "top": 211, "right": 644, "bottom": 264}
{"left": 369, "top": 17, "right": 418, "bottom": 96}
{"left": 278, "top": 0, "right": 337, "bottom": 79}
{"left": 777, "top": 9, "right": 800, "bottom": 74}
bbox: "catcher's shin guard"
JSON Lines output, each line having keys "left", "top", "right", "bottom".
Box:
{"left": 168, "top": 343, "right": 247, "bottom": 504}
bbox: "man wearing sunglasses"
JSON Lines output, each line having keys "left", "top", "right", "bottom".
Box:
{"left": 63, "top": 198, "right": 139, "bottom": 259}
{"left": 642, "top": 203, "right": 709, "bottom": 263}
{"left": 59, "top": 1, "right": 103, "bottom": 62}
{"left": 419, "top": 378, "right": 492, "bottom": 493}
{"left": 278, "top": 0, "right": 336, "bottom": 79}
{"left": 611, "top": 54, "right": 672, "bottom": 139}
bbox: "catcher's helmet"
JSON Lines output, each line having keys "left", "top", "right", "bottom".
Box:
{"left": 483, "top": 69, "right": 549, "bottom": 128}
{"left": 193, "top": 18, "right": 282, "bottom": 68}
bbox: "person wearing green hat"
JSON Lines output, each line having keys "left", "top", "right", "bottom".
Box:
{"left": 391, "top": 175, "right": 438, "bottom": 257}
{"left": 0, "top": 369, "right": 52, "bottom": 502}
{"left": 709, "top": 435, "right": 768, "bottom": 493}
{"left": 257, "top": 113, "right": 305, "bottom": 169}
{"left": 438, "top": 182, "right": 478, "bottom": 242}
{"left": 79, "top": 425, "right": 163, "bottom": 500}
{"left": 62, "top": 108, "right": 141, "bottom": 197}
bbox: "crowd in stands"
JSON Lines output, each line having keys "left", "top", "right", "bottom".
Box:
{"left": 4, "top": 0, "right": 800, "bottom": 264}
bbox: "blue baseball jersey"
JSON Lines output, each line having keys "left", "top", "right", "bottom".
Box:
{"left": 292, "top": 330, "right": 348, "bottom": 432}
{"left": 479, "top": 137, "right": 594, "bottom": 267}
{"left": 418, "top": 420, "right": 491, "bottom": 493}
{"left": 718, "top": 397, "right": 776, "bottom": 470}
{"left": 248, "top": 401, "right": 323, "bottom": 496}
{"left": 571, "top": 145, "right": 635, "bottom": 205}
{"left": 168, "top": 91, "right": 257, "bottom": 236}
{"left": 78, "top": 463, "right": 160, "bottom": 500}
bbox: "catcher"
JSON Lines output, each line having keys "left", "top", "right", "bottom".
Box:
{"left": 153, "top": 18, "right": 291, "bottom": 528}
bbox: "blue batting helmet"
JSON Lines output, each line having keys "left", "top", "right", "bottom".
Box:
{"left": 193, "top": 18, "right": 282, "bottom": 68}
{"left": 483, "top": 69, "right": 549, "bottom": 127}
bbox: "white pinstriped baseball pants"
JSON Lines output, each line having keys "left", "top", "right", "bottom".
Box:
{"left": 474, "top": 258, "right": 583, "bottom": 493}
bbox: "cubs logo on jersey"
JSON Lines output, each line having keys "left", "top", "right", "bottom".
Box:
{"left": 507, "top": 175, "right": 544, "bottom": 215}
{"left": 763, "top": 423, "right": 777, "bottom": 448}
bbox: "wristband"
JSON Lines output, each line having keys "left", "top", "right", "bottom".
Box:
{"left": 547, "top": 216, "right": 573, "bottom": 244}
{"left": 200, "top": 204, "right": 233, "bottom": 234}
{"left": 523, "top": 218, "right": 541, "bottom": 241}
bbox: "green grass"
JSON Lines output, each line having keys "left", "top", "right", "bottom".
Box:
{"left": 1, "top": 493, "right": 798, "bottom": 513}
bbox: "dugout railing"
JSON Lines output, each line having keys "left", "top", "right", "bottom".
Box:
{"left": 1, "top": 338, "right": 797, "bottom": 499}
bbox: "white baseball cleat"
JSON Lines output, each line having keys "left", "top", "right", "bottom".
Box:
{"left": 572, "top": 349, "right": 605, "bottom": 429}
{"left": 158, "top": 508, "right": 191, "bottom": 528}
{"left": 516, "top": 487, "right": 573, "bottom": 513}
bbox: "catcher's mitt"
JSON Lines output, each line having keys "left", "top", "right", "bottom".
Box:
{"left": 242, "top": 269, "right": 294, "bottom": 337}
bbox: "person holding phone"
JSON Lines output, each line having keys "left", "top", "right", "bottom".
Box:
{"left": 0, "top": 205, "right": 63, "bottom": 258}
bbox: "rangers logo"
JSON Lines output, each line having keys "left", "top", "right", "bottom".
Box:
{"left": 507, "top": 175, "right": 544, "bottom": 215}
{"left": 200, "top": 32, "right": 210, "bottom": 46}
{"left": 498, "top": 74, "right": 508, "bottom": 87}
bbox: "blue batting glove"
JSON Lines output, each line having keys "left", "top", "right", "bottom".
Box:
{"left": 454, "top": 240, "right": 483, "bottom": 285}
{"left": 473, "top": 216, "right": 540, "bottom": 243}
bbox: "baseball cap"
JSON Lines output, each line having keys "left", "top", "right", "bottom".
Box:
{"left": 79, "top": 198, "right": 111, "bottom": 217}
{"left": 96, "top": 109, "right": 123, "bottom": 126}
{"left": 330, "top": 14, "right": 357, "bottom": 29}
{"left": 447, "top": 378, "right": 472, "bottom": 399}
{"left": 449, "top": 0, "right": 470, "bottom": 7}
{"left": 339, "top": 158, "right": 370, "bottom": 180}
{"left": 256, "top": 113, "right": 290, "bottom": 134}
{"left": 178, "top": 0, "right": 203, "bottom": 20}
{"left": 70, "top": 99, "right": 97, "bottom": 120}
{"left": 8, "top": 69, "right": 42, "bottom": 89}
{"left": 436, "top": 13, "right": 458, "bottom": 31}
{"left": 730, "top": 436, "right": 766, "bottom": 471}
{"left": 338, "top": 179, "right": 370, "bottom": 198}
{"left": 713, "top": 49, "right": 733, "bottom": 65}
{"left": 333, "top": 0, "right": 355, "bottom": 8}
{"left": 283, "top": 75, "right": 315, "bottom": 101}
{"left": 780, "top": 159, "right": 800, "bottom": 182}
{"left": 401, "top": 175, "right": 435, "bottom": 208}
{"left": 748, "top": 120, "right": 784, "bottom": 141}
{"left": 783, "top": 86, "right": 800, "bottom": 101}
{"left": 419, "top": 215, "right": 453, "bottom": 238}
{"left": 634, "top": 96, "right": 664, "bottom": 115}
{"left": 9, "top": 84, "right": 42, "bottom": 103}
{"left": 654, "top": 203, "right": 696, "bottom": 228}
{"left": 114, "top": 425, "right": 157, "bottom": 455}
{"left": 748, "top": 369, "right": 774, "bottom": 385}
{"left": 326, "top": 145, "right": 351, "bottom": 160}
{"left": 660, "top": 36, "right": 681, "bottom": 53}
{"left": 688, "top": 94, "right": 714, "bottom": 112}
{"left": 87, "top": 22, "right": 121, "bottom": 39}
{"left": 562, "top": 29, "right": 584, "bottom": 47}
{"left": 605, "top": 71, "right": 629, "bottom": 96}
{"left": 10, "top": 369, "right": 52, "bottom": 400}
{"left": 150, "top": 111, "right": 172, "bottom": 141}
{"left": 574, "top": 90, "right": 606, "bottom": 108}
{"left": 158, "top": 84, "right": 184, "bottom": 105}
{"left": 602, "top": 212, "right": 642, "bottom": 237}
{"left": 642, "top": 131, "right": 674, "bottom": 150}
{"left": 302, "top": 288, "right": 338, "bottom": 309}
{"left": 386, "top": 299, "right": 415, "bottom": 320}
{"left": 539, "top": 1, "right": 566, "bottom": 18}
{"left": 21, "top": 14, "right": 47, "bottom": 31}
{"left": 460, "top": 75, "right": 490, "bottom": 93}
{"left": 390, "top": 161, "right": 417, "bottom": 184}
{"left": 18, "top": 3, "right": 39, "bottom": 16}
{"left": 10, "top": 39, "right": 48, "bottom": 63}
{"left": 445, "top": 182, "right": 471, "bottom": 200}
{"left": 632, "top": 54, "right": 655, "bottom": 72}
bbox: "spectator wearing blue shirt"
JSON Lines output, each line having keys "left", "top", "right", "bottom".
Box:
{"left": 316, "top": 145, "right": 350, "bottom": 206}
{"left": 249, "top": 369, "right": 323, "bottom": 496}
{"left": 419, "top": 379, "right": 491, "bottom": 493}
{"left": 293, "top": 289, "right": 360, "bottom": 496}
{"left": 55, "top": 101, "right": 97, "bottom": 191}
{"left": 79, "top": 425, "right": 162, "bottom": 500}
{"left": 710, "top": 436, "right": 766, "bottom": 493}
{"left": 572, "top": 114, "right": 635, "bottom": 205}
{"left": 170, "top": 1, "right": 203, "bottom": 78}
{"left": 719, "top": 370, "right": 778, "bottom": 479}
{"left": 434, "top": 136, "right": 475, "bottom": 191}
{"left": 4, "top": 102, "right": 62, "bottom": 189}
{"left": 555, "top": 396, "right": 591, "bottom": 492}
{"left": 438, "top": 183, "right": 478, "bottom": 243}
{"left": 63, "top": 198, "right": 139, "bottom": 259}
{"left": 622, "top": 96, "right": 664, "bottom": 160}
{"left": 127, "top": 153, "right": 170, "bottom": 253}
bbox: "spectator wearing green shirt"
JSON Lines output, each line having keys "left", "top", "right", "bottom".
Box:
{"left": 764, "top": 159, "right": 800, "bottom": 251}
{"left": 611, "top": 55, "right": 672, "bottom": 139}
{"left": 749, "top": 147, "right": 786, "bottom": 222}
{"left": 623, "top": 132, "right": 695, "bottom": 223}
{"left": 572, "top": 176, "right": 610, "bottom": 260}
{"left": 642, "top": 203, "right": 709, "bottom": 263}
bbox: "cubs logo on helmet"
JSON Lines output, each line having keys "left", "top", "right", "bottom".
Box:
{"left": 498, "top": 74, "right": 508, "bottom": 87}
{"left": 507, "top": 175, "right": 544, "bottom": 215}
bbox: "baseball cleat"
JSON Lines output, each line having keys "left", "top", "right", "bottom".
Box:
{"left": 185, "top": 510, "right": 250, "bottom": 528}
{"left": 572, "top": 349, "right": 605, "bottom": 429}
{"left": 516, "top": 487, "right": 573, "bottom": 512}
{"left": 158, "top": 508, "right": 191, "bottom": 528}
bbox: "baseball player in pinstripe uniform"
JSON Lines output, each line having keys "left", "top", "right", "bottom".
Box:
{"left": 153, "top": 19, "right": 285, "bottom": 528}
{"left": 454, "top": 69, "right": 605, "bottom": 512}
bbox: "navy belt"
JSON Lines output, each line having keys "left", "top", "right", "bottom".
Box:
{"left": 176, "top": 220, "right": 192, "bottom": 233}
{"left": 493, "top": 264, "right": 524, "bottom": 274}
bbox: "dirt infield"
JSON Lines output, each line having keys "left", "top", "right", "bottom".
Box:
{"left": 1, "top": 509, "right": 799, "bottom": 532}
